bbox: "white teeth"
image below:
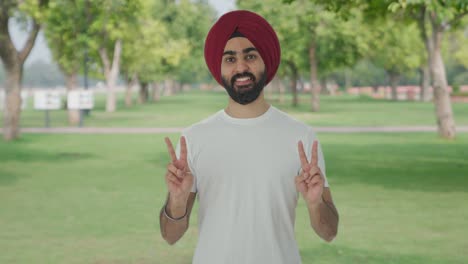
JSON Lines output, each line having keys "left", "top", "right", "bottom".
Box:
{"left": 236, "top": 77, "right": 250, "bottom": 82}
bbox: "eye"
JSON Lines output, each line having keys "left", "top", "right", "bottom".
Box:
{"left": 246, "top": 54, "right": 256, "bottom": 60}
{"left": 225, "top": 57, "right": 236, "bottom": 63}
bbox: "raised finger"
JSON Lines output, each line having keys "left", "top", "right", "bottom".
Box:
{"left": 165, "top": 137, "right": 177, "bottom": 162}
{"left": 310, "top": 140, "right": 318, "bottom": 166}
{"left": 180, "top": 136, "right": 188, "bottom": 167}
{"left": 298, "top": 140, "right": 309, "bottom": 169}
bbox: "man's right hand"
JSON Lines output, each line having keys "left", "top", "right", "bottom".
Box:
{"left": 164, "top": 136, "right": 194, "bottom": 217}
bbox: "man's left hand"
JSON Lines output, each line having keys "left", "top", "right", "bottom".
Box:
{"left": 295, "top": 140, "right": 324, "bottom": 207}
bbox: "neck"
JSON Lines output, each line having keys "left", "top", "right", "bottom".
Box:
{"left": 225, "top": 91, "right": 271, "bottom": 118}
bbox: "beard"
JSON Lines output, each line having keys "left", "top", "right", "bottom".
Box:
{"left": 221, "top": 70, "right": 267, "bottom": 105}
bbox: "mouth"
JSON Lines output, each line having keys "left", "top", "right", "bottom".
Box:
{"left": 234, "top": 76, "right": 254, "bottom": 87}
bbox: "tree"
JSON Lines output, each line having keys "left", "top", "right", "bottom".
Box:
{"left": 168, "top": 0, "right": 216, "bottom": 88}
{"left": 237, "top": 0, "right": 308, "bottom": 106}
{"left": 154, "top": 0, "right": 216, "bottom": 94}
{"left": 0, "top": 0, "right": 49, "bottom": 140}
{"left": 387, "top": 0, "right": 468, "bottom": 139}
{"left": 44, "top": 0, "right": 88, "bottom": 125}
{"left": 85, "top": 0, "right": 141, "bottom": 112}
{"left": 299, "top": 0, "right": 467, "bottom": 138}
{"left": 241, "top": 0, "right": 368, "bottom": 111}
{"left": 367, "top": 19, "right": 422, "bottom": 100}
{"left": 120, "top": 0, "right": 191, "bottom": 105}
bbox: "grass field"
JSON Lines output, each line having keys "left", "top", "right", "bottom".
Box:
{"left": 1, "top": 132, "right": 467, "bottom": 264}
{"left": 3, "top": 90, "right": 468, "bottom": 128}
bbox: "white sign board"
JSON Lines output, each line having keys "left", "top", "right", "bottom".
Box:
{"left": 21, "top": 91, "right": 28, "bottom": 109}
{"left": 34, "top": 90, "right": 62, "bottom": 110}
{"left": 0, "top": 90, "right": 29, "bottom": 110}
{"left": 67, "top": 90, "right": 94, "bottom": 110}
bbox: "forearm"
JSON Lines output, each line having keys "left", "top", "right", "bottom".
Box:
{"left": 307, "top": 197, "right": 339, "bottom": 242}
{"left": 159, "top": 194, "right": 191, "bottom": 245}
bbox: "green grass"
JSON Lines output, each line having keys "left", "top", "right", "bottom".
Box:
{"left": 4, "top": 90, "right": 468, "bottom": 127}
{"left": 1, "top": 133, "right": 467, "bottom": 263}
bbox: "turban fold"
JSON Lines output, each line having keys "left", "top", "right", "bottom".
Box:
{"left": 204, "top": 10, "right": 281, "bottom": 86}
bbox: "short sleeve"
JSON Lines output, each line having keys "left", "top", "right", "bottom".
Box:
{"left": 175, "top": 133, "right": 197, "bottom": 193}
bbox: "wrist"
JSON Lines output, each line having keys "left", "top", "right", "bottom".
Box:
{"left": 307, "top": 195, "right": 324, "bottom": 211}
{"left": 166, "top": 193, "right": 189, "bottom": 219}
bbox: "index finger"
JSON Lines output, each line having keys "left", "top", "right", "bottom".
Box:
{"left": 311, "top": 140, "right": 318, "bottom": 166}
{"left": 180, "top": 136, "right": 188, "bottom": 166}
{"left": 164, "top": 137, "right": 177, "bottom": 162}
{"left": 297, "top": 140, "right": 309, "bottom": 168}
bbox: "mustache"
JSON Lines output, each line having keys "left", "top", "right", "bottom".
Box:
{"left": 230, "top": 72, "right": 256, "bottom": 85}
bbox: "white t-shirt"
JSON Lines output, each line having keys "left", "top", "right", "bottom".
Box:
{"left": 176, "top": 105, "right": 328, "bottom": 264}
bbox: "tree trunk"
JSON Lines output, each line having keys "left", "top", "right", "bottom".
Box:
{"left": 3, "top": 65, "right": 22, "bottom": 140}
{"left": 164, "top": 79, "right": 174, "bottom": 96}
{"left": 152, "top": 82, "right": 161, "bottom": 102}
{"left": 430, "top": 26, "right": 456, "bottom": 139}
{"left": 139, "top": 82, "right": 149, "bottom": 103}
{"left": 288, "top": 61, "right": 298, "bottom": 107}
{"left": 419, "top": 65, "right": 431, "bottom": 102}
{"left": 125, "top": 73, "right": 137, "bottom": 107}
{"left": 417, "top": 8, "right": 455, "bottom": 138}
{"left": 388, "top": 71, "right": 400, "bottom": 101}
{"left": 65, "top": 72, "right": 80, "bottom": 126}
{"left": 0, "top": 11, "right": 41, "bottom": 140}
{"left": 279, "top": 79, "right": 287, "bottom": 103}
{"left": 99, "top": 39, "right": 122, "bottom": 113}
{"left": 417, "top": 7, "right": 433, "bottom": 103}
{"left": 309, "top": 41, "right": 320, "bottom": 112}
{"left": 344, "top": 68, "right": 352, "bottom": 91}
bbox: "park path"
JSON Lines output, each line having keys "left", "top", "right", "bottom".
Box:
{"left": 3, "top": 126, "right": 468, "bottom": 134}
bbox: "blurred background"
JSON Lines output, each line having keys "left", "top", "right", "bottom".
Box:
{"left": 1, "top": 0, "right": 467, "bottom": 263}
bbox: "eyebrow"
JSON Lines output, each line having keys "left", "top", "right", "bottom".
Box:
{"left": 222, "top": 47, "right": 258, "bottom": 56}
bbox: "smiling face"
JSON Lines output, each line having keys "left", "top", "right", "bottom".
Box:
{"left": 220, "top": 37, "right": 267, "bottom": 105}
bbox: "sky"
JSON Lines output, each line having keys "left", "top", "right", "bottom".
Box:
{"left": 10, "top": 0, "right": 236, "bottom": 66}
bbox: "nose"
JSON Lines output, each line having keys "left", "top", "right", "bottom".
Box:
{"left": 234, "top": 59, "right": 249, "bottom": 74}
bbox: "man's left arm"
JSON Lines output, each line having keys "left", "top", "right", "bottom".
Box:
{"left": 306, "top": 187, "right": 339, "bottom": 242}
{"left": 297, "top": 140, "right": 339, "bottom": 242}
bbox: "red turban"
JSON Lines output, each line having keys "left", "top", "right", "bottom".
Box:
{"left": 204, "top": 10, "right": 281, "bottom": 86}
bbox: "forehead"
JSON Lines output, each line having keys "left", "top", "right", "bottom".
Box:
{"left": 223, "top": 37, "right": 256, "bottom": 52}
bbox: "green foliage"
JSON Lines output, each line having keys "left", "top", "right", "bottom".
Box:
{"left": 119, "top": 0, "right": 216, "bottom": 84}
{"left": 159, "top": 0, "right": 217, "bottom": 84}
{"left": 389, "top": 0, "right": 468, "bottom": 26}
{"left": 367, "top": 19, "right": 423, "bottom": 75}
{"left": 347, "top": 60, "right": 387, "bottom": 87}
{"left": 16, "top": 0, "right": 50, "bottom": 23}
{"left": 238, "top": 0, "right": 369, "bottom": 80}
{"left": 42, "top": 0, "right": 143, "bottom": 81}
{"left": 44, "top": 0, "right": 87, "bottom": 74}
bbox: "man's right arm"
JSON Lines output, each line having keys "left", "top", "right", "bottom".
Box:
{"left": 160, "top": 192, "right": 197, "bottom": 245}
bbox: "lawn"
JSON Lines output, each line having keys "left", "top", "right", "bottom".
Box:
{"left": 4, "top": 89, "right": 468, "bottom": 128}
{"left": 1, "top": 133, "right": 467, "bottom": 263}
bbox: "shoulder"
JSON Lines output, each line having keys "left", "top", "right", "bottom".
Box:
{"left": 181, "top": 110, "right": 224, "bottom": 139}
{"left": 270, "top": 106, "right": 317, "bottom": 136}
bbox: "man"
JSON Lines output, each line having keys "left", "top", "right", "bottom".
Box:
{"left": 159, "top": 10, "right": 338, "bottom": 264}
